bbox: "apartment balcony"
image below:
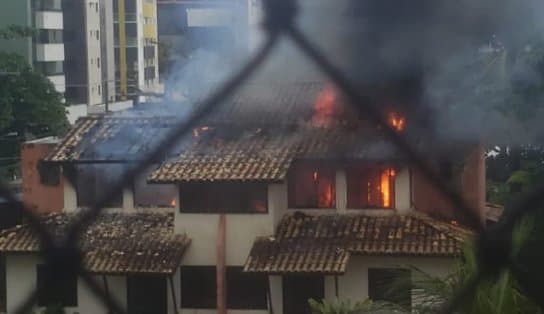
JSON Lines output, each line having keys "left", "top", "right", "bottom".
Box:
{"left": 35, "top": 44, "right": 64, "bottom": 62}
{"left": 35, "top": 11, "right": 63, "bottom": 29}
{"left": 47, "top": 75, "right": 65, "bottom": 93}
{"left": 113, "top": 13, "right": 138, "bottom": 23}
{"left": 144, "top": 46, "right": 155, "bottom": 59}
{"left": 144, "top": 66, "right": 156, "bottom": 80}
{"left": 114, "top": 37, "right": 139, "bottom": 48}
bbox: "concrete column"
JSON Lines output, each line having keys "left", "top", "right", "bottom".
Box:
{"left": 122, "top": 187, "right": 134, "bottom": 211}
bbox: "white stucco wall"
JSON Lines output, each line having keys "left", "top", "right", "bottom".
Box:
{"left": 85, "top": 0, "right": 103, "bottom": 106}
{"left": 325, "top": 256, "right": 454, "bottom": 302}
{"left": 5, "top": 254, "right": 127, "bottom": 314}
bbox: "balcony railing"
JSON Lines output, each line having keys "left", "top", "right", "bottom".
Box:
{"left": 113, "top": 13, "right": 138, "bottom": 23}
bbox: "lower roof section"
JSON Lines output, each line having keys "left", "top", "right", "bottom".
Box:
{"left": 244, "top": 212, "right": 472, "bottom": 275}
{"left": 0, "top": 211, "right": 190, "bottom": 275}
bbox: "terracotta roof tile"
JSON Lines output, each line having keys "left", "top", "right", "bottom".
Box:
{"left": 45, "top": 117, "right": 175, "bottom": 162}
{"left": 244, "top": 212, "right": 472, "bottom": 274}
{"left": 0, "top": 212, "right": 190, "bottom": 275}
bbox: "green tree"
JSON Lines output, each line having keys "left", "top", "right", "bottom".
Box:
{"left": 388, "top": 216, "right": 540, "bottom": 313}
{"left": 0, "top": 52, "right": 69, "bottom": 179}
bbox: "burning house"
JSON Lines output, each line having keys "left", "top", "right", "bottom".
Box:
{"left": 0, "top": 81, "right": 481, "bottom": 313}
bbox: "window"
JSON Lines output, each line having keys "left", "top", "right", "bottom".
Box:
{"left": 180, "top": 266, "right": 268, "bottom": 310}
{"left": 347, "top": 165, "right": 396, "bottom": 209}
{"left": 37, "top": 264, "right": 78, "bottom": 307}
{"left": 96, "top": 30, "right": 100, "bottom": 40}
{"left": 134, "top": 168, "right": 177, "bottom": 208}
{"left": 38, "top": 161, "right": 60, "bottom": 186}
{"left": 97, "top": 57, "right": 100, "bottom": 68}
{"left": 180, "top": 182, "right": 267, "bottom": 213}
{"left": 76, "top": 164, "right": 123, "bottom": 208}
{"left": 368, "top": 268, "right": 411, "bottom": 309}
{"left": 180, "top": 266, "right": 215, "bottom": 309}
{"left": 288, "top": 162, "right": 335, "bottom": 208}
{"left": 226, "top": 267, "right": 267, "bottom": 309}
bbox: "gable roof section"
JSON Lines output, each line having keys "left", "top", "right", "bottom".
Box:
{"left": 244, "top": 212, "right": 472, "bottom": 274}
{"left": 45, "top": 116, "right": 175, "bottom": 162}
{"left": 0, "top": 211, "right": 190, "bottom": 275}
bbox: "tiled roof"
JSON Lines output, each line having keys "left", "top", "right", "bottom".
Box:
{"left": 244, "top": 212, "right": 472, "bottom": 274}
{"left": 148, "top": 128, "right": 344, "bottom": 183}
{"left": 0, "top": 212, "right": 190, "bottom": 275}
{"left": 45, "top": 117, "right": 175, "bottom": 162}
{"left": 148, "top": 126, "right": 402, "bottom": 182}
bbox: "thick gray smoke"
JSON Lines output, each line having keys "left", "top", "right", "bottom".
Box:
{"left": 155, "top": 0, "right": 544, "bottom": 146}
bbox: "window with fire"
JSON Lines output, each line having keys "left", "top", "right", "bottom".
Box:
{"left": 288, "top": 162, "right": 336, "bottom": 208}
{"left": 180, "top": 182, "right": 268, "bottom": 213}
{"left": 347, "top": 165, "right": 396, "bottom": 209}
{"left": 288, "top": 163, "right": 396, "bottom": 209}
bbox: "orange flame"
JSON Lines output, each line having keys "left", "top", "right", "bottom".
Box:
{"left": 312, "top": 86, "right": 337, "bottom": 128}
{"left": 171, "top": 199, "right": 177, "bottom": 207}
{"left": 389, "top": 113, "right": 406, "bottom": 132}
{"left": 381, "top": 170, "right": 391, "bottom": 208}
{"left": 201, "top": 126, "right": 210, "bottom": 131}
{"left": 320, "top": 183, "right": 333, "bottom": 208}
{"left": 313, "top": 171, "right": 319, "bottom": 181}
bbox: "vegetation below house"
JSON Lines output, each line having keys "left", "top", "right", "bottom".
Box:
{"left": 309, "top": 215, "right": 542, "bottom": 313}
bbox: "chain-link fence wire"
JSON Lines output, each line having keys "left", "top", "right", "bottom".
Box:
{"left": 0, "top": 0, "right": 541, "bottom": 313}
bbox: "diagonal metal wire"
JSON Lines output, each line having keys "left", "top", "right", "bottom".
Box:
{"left": 65, "top": 32, "right": 280, "bottom": 243}
{"left": 283, "top": 23, "right": 485, "bottom": 232}
{"left": 0, "top": 185, "right": 54, "bottom": 248}
{"left": 14, "top": 286, "right": 40, "bottom": 314}
{"left": 3, "top": 0, "right": 544, "bottom": 312}
{"left": 79, "top": 273, "right": 127, "bottom": 314}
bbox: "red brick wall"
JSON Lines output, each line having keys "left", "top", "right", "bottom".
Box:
{"left": 21, "top": 142, "right": 64, "bottom": 214}
{"left": 412, "top": 145, "right": 486, "bottom": 224}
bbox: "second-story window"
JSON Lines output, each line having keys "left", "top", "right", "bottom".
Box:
{"left": 347, "top": 165, "right": 396, "bottom": 209}
{"left": 180, "top": 182, "right": 267, "bottom": 214}
{"left": 76, "top": 164, "right": 123, "bottom": 208}
{"left": 134, "top": 168, "right": 177, "bottom": 208}
{"left": 288, "top": 162, "right": 336, "bottom": 208}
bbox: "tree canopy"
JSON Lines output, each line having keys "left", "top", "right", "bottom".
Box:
{"left": 0, "top": 52, "right": 68, "bottom": 179}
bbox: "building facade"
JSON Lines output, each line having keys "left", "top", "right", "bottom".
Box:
{"left": 114, "top": 0, "right": 161, "bottom": 102}
{"left": 0, "top": 83, "right": 480, "bottom": 313}
{"left": 0, "top": 0, "right": 66, "bottom": 94}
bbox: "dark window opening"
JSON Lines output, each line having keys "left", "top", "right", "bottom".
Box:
{"left": 226, "top": 267, "right": 267, "bottom": 310}
{"left": 283, "top": 275, "right": 324, "bottom": 314}
{"left": 180, "top": 182, "right": 267, "bottom": 213}
{"left": 76, "top": 164, "right": 123, "bottom": 208}
{"left": 38, "top": 161, "right": 60, "bottom": 186}
{"left": 127, "top": 275, "right": 166, "bottom": 314}
{"left": 37, "top": 264, "right": 78, "bottom": 307}
{"left": 180, "top": 266, "right": 268, "bottom": 310}
{"left": 368, "top": 268, "right": 411, "bottom": 309}
{"left": 288, "top": 162, "right": 335, "bottom": 208}
{"left": 134, "top": 168, "right": 177, "bottom": 208}
{"left": 347, "top": 165, "right": 396, "bottom": 209}
{"left": 180, "top": 266, "right": 216, "bottom": 309}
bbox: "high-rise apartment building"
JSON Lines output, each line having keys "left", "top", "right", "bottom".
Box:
{"left": 114, "top": 0, "right": 161, "bottom": 102}
{"left": 0, "top": 0, "right": 66, "bottom": 94}
{"left": 62, "top": 0, "right": 104, "bottom": 110}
